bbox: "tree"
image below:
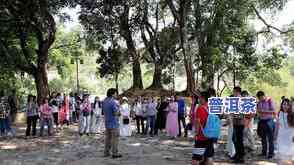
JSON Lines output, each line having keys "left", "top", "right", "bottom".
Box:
{"left": 165, "top": 0, "right": 196, "bottom": 94}
{"left": 0, "top": 0, "right": 75, "bottom": 104}
{"left": 140, "top": 0, "right": 180, "bottom": 89}
{"left": 78, "top": 0, "right": 144, "bottom": 89}
{"left": 97, "top": 44, "right": 127, "bottom": 92}
{"left": 162, "top": 0, "right": 291, "bottom": 92}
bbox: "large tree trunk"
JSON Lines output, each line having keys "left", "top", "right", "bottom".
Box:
{"left": 120, "top": 5, "right": 144, "bottom": 89}
{"left": 34, "top": 63, "right": 49, "bottom": 105}
{"left": 148, "top": 62, "right": 163, "bottom": 89}
{"left": 132, "top": 57, "right": 143, "bottom": 89}
{"left": 184, "top": 56, "right": 195, "bottom": 94}
{"left": 200, "top": 48, "right": 214, "bottom": 89}
{"left": 175, "top": 0, "right": 195, "bottom": 95}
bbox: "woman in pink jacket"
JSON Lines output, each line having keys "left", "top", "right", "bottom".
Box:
{"left": 39, "top": 98, "right": 53, "bottom": 136}
{"left": 79, "top": 94, "right": 91, "bottom": 136}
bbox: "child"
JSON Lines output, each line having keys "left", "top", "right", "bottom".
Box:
{"left": 40, "top": 98, "right": 53, "bottom": 136}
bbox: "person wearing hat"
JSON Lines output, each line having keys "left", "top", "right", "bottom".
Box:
{"left": 120, "top": 97, "right": 131, "bottom": 137}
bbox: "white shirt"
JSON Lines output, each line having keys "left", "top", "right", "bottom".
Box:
{"left": 121, "top": 103, "right": 130, "bottom": 117}
{"left": 93, "top": 102, "right": 102, "bottom": 116}
{"left": 69, "top": 97, "right": 76, "bottom": 111}
{"left": 279, "top": 111, "right": 288, "bottom": 129}
{"left": 134, "top": 103, "right": 143, "bottom": 116}
{"left": 277, "top": 126, "right": 294, "bottom": 160}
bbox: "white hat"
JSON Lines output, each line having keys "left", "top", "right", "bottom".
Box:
{"left": 122, "top": 97, "right": 128, "bottom": 101}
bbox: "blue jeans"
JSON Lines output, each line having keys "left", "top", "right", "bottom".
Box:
{"left": 40, "top": 118, "right": 52, "bottom": 136}
{"left": 0, "top": 117, "right": 14, "bottom": 136}
{"left": 258, "top": 119, "right": 275, "bottom": 156}
{"left": 145, "top": 116, "right": 155, "bottom": 135}
{"left": 0, "top": 118, "right": 5, "bottom": 136}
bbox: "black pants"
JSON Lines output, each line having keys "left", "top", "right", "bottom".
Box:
{"left": 53, "top": 112, "right": 59, "bottom": 127}
{"left": 233, "top": 125, "right": 245, "bottom": 160}
{"left": 258, "top": 119, "right": 275, "bottom": 156}
{"left": 76, "top": 110, "right": 80, "bottom": 122}
{"left": 72, "top": 111, "right": 77, "bottom": 123}
{"left": 26, "top": 116, "right": 38, "bottom": 136}
{"left": 178, "top": 115, "right": 186, "bottom": 136}
{"left": 135, "top": 115, "right": 145, "bottom": 134}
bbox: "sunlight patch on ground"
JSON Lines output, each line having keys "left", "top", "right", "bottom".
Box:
{"left": 160, "top": 140, "right": 174, "bottom": 145}
{"left": 128, "top": 143, "right": 141, "bottom": 147}
{"left": 254, "top": 161, "right": 277, "bottom": 165}
{"left": 1, "top": 144, "right": 17, "bottom": 150}
{"left": 60, "top": 140, "right": 71, "bottom": 144}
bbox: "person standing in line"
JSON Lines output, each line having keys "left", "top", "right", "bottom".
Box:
{"left": 0, "top": 96, "right": 13, "bottom": 137}
{"left": 142, "top": 98, "right": 148, "bottom": 135}
{"left": 39, "top": 98, "right": 53, "bottom": 137}
{"left": 277, "top": 100, "right": 294, "bottom": 165}
{"left": 50, "top": 92, "right": 59, "bottom": 131}
{"left": 59, "top": 95, "right": 70, "bottom": 129}
{"left": 8, "top": 89, "right": 18, "bottom": 123}
{"left": 275, "top": 96, "right": 286, "bottom": 150}
{"left": 277, "top": 98, "right": 291, "bottom": 153}
{"left": 192, "top": 91, "right": 214, "bottom": 165}
{"left": 69, "top": 92, "right": 76, "bottom": 124}
{"left": 256, "top": 91, "right": 276, "bottom": 159}
{"left": 90, "top": 96, "right": 102, "bottom": 134}
{"left": 242, "top": 90, "right": 255, "bottom": 152}
{"left": 177, "top": 95, "right": 186, "bottom": 137}
{"left": 79, "top": 94, "right": 91, "bottom": 136}
{"left": 103, "top": 88, "right": 122, "bottom": 159}
{"left": 75, "top": 93, "right": 82, "bottom": 123}
{"left": 166, "top": 96, "right": 179, "bottom": 139}
{"left": 2, "top": 95, "right": 15, "bottom": 137}
{"left": 184, "top": 94, "right": 198, "bottom": 137}
{"left": 231, "top": 87, "right": 245, "bottom": 163}
{"left": 25, "top": 95, "right": 39, "bottom": 137}
{"left": 134, "top": 97, "right": 143, "bottom": 134}
{"left": 145, "top": 97, "right": 157, "bottom": 136}
{"left": 225, "top": 95, "right": 236, "bottom": 159}
{"left": 120, "top": 97, "right": 131, "bottom": 137}
{"left": 0, "top": 97, "right": 6, "bottom": 137}
{"left": 226, "top": 117, "right": 235, "bottom": 158}
{"left": 155, "top": 96, "right": 169, "bottom": 136}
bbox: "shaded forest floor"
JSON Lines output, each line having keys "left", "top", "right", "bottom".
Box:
{"left": 0, "top": 122, "right": 281, "bottom": 165}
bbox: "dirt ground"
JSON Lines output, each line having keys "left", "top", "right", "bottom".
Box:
{"left": 0, "top": 121, "right": 282, "bottom": 165}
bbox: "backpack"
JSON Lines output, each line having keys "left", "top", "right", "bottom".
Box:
{"left": 201, "top": 107, "right": 221, "bottom": 140}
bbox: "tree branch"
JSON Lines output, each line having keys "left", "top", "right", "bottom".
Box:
{"left": 252, "top": 5, "right": 294, "bottom": 34}
{"left": 50, "top": 43, "right": 79, "bottom": 50}
{"left": 17, "top": 27, "right": 32, "bottom": 65}
{"left": 165, "top": 0, "right": 180, "bottom": 22}
{"left": 0, "top": 39, "right": 35, "bottom": 75}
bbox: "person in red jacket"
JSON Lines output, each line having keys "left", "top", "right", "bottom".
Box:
{"left": 192, "top": 91, "right": 214, "bottom": 165}
{"left": 59, "top": 95, "right": 69, "bottom": 128}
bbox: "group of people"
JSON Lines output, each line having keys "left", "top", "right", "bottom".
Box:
{"left": 131, "top": 95, "right": 187, "bottom": 138}
{"left": 24, "top": 92, "right": 104, "bottom": 137}
{"left": 100, "top": 87, "right": 294, "bottom": 165}
{"left": 0, "top": 90, "right": 18, "bottom": 137}
{"left": 1, "top": 87, "right": 294, "bottom": 164}
{"left": 191, "top": 87, "right": 294, "bottom": 165}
